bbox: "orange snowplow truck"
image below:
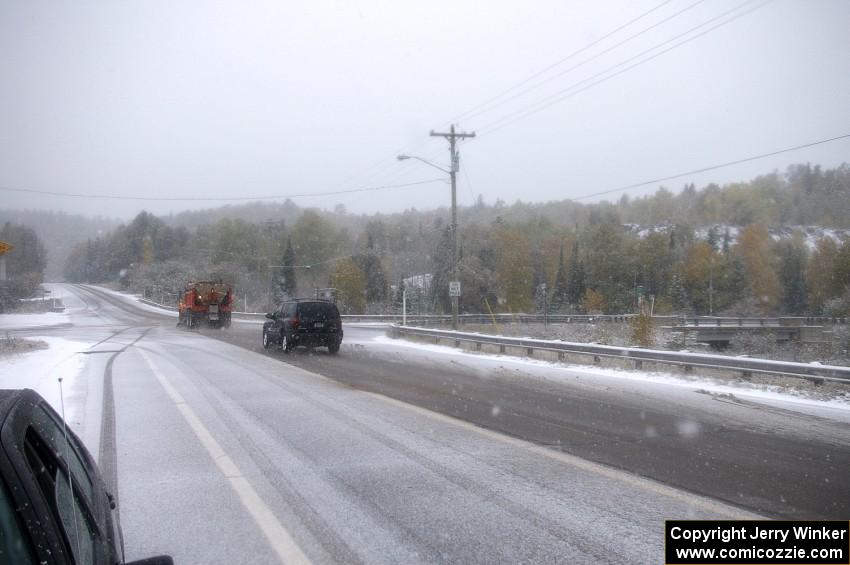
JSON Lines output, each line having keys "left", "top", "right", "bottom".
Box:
{"left": 178, "top": 281, "right": 233, "bottom": 329}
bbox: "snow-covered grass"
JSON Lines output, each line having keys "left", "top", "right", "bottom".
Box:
{"left": 0, "top": 311, "right": 71, "bottom": 330}
{"left": 376, "top": 335, "right": 850, "bottom": 416}
{"left": 0, "top": 335, "right": 48, "bottom": 356}
{"left": 0, "top": 335, "right": 89, "bottom": 432}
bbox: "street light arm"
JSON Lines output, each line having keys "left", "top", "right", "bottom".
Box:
{"left": 396, "top": 154, "right": 451, "bottom": 174}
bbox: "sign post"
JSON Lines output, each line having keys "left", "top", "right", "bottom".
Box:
{"left": 449, "top": 281, "right": 461, "bottom": 329}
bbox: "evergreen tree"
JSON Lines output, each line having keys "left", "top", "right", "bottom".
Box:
{"left": 670, "top": 272, "right": 689, "bottom": 313}
{"left": 354, "top": 253, "right": 387, "bottom": 304}
{"left": 275, "top": 236, "right": 296, "bottom": 301}
{"left": 550, "top": 245, "right": 569, "bottom": 312}
{"left": 832, "top": 242, "right": 850, "bottom": 296}
{"left": 565, "top": 240, "right": 585, "bottom": 308}
{"left": 778, "top": 237, "right": 807, "bottom": 314}
{"left": 394, "top": 274, "right": 406, "bottom": 313}
{"left": 706, "top": 226, "right": 719, "bottom": 251}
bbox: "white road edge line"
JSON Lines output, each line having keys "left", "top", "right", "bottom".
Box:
{"left": 137, "top": 348, "right": 311, "bottom": 565}
{"left": 359, "top": 390, "right": 764, "bottom": 520}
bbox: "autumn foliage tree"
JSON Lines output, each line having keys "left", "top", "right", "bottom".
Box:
{"left": 329, "top": 259, "right": 365, "bottom": 314}
{"left": 735, "top": 223, "right": 780, "bottom": 314}
{"left": 495, "top": 227, "right": 533, "bottom": 312}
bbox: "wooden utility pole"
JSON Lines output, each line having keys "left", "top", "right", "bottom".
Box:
{"left": 430, "top": 125, "right": 475, "bottom": 330}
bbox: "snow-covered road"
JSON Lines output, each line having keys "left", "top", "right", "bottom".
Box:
{"left": 2, "top": 283, "right": 848, "bottom": 564}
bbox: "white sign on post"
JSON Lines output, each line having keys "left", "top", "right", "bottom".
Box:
{"left": 449, "top": 281, "right": 461, "bottom": 297}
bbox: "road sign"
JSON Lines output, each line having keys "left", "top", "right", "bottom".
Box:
{"left": 449, "top": 281, "right": 461, "bottom": 297}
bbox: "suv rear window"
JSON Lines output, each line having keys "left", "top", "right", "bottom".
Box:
{"left": 297, "top": 302, "right": 338, "bottom": 320}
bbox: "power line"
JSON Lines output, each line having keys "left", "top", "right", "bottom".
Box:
{"left": 357, "top": 0, "right": 750, "bottom": 192}
{"left": 339, "top": 0, "right": 765, "bottom": 192}
{"left": 448, "top": 0, "right": 678, "bottom": 125}
{"left": 478, "top": 0, "right": 769, "bottom": 135}
{"left": 456, "top": 0, "right": 708, "bottom": 125}
{"left": 299, "top": 1, "right": 678, "bottom": 196}
{"left": 571, "top": 133, "right": 850, "bottom": 201}
{"left": 0, "top": 177, "right": 447, "bottom": 202}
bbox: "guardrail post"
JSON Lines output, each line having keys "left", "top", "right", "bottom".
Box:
{"left": 593, "top": 355, "right": 601, "bottom": 365}
{"left": 527, "top": 347, "right": 533, "bottom": 357}
{"left": 635, "top": 360, "right": 643, "bottom": 370}
{"left": 499, "top": 344, "right": 505, "bottom": 353}
{"left": 741, "top": 370, "right": 752, "bottom": 381}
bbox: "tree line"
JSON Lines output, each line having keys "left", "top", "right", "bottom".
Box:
{"left": 62, "top": 163, "right": 850, "bottom": 316}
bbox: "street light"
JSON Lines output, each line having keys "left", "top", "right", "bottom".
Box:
{"left": 398, "top": 151, "right": 460, "bottom": 328}
{"left": 396, "top": 154, "right": 451, "bottom": 174}
{"left": 396, "top": 125, "right": 477, "bottom": 331}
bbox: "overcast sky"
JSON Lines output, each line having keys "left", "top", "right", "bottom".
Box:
{"left": 1, "top": 0, "right": 848, "bottom": 220}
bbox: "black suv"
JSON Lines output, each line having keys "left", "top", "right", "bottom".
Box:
{"left": 0, "top": 388, "right": 172, "bottom": 565}
{"left": 263, "top": 299, "right": 343, "bottom": 354}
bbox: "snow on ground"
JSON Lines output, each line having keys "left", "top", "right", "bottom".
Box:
{"left": 0, "top": 311, "right": 71, "bottom": 330}
{"left": 1, "top": 335, "right": 89, "bottom": 432}
{"left": 374, "top": 335, "right": 850, "bottom": 420}
{"left": 627, "top": 223, "right": 850, "bottom": 250}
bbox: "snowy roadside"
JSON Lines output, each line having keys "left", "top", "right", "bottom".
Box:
{"left": 1, "top": 288, "right": 97, "bottom": 438}
{"left": 374, "top": 335, "right": 850, "bottom": 420}
{"left": 0, "top": 311, "right": 72, "bottom": 331}
{"left": 1, "top": 335, "right": 90, "bottom": 434}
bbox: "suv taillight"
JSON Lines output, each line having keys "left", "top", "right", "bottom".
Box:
{"left": 292, "top": 315, "right": 300, "bottom": 330}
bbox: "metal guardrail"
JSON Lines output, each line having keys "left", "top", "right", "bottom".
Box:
{"left": 389, "top": 325, "right": 850, "bottom": 384}
{"left": 345, "top": 314, "right": 848, "bottom": 326}
{"left": 128, "top": 300, "right": 849, "bottom": 327}
{"left": 132, "top": 295, "right": 848, "bottom": 383}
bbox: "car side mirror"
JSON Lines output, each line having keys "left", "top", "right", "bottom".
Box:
{"left": 265, "top": 312, "right": 275, "bottom": 319}
{"left": 125, "top": 556, "right": 174, "bottom": 565}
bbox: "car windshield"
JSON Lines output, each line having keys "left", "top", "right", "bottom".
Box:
{"left": 1, "top": 2, "right": 849, "bottom": 564}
